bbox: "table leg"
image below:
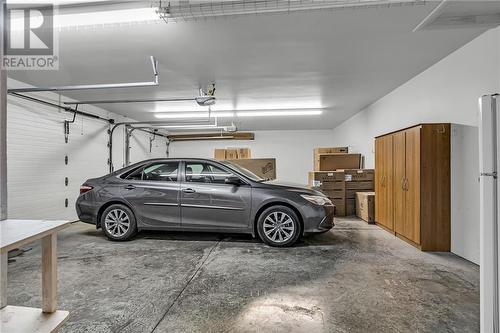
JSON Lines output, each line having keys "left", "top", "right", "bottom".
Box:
{"left": 0, "top": 251, "right": 6, "bottom": 309}
{"left": 42, "top": 233, "right": 57, "bottom": 313}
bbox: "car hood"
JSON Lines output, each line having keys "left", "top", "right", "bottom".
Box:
{"left": 259, "top": 180, "right": 323, "bottom": 195}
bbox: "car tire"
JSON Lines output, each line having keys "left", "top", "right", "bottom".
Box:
{"left": 257, "top": 205, "right": 301, "bottom": 247}
{"left": 101, "top": 204, "right": 137, "bottom": 241}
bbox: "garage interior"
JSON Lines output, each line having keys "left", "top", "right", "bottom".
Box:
{"left": 0, "top": 0, "right": 499, "bottom": 332}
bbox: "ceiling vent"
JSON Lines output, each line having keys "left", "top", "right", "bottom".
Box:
{"left": 414, "top": 0, "right": 500, "bottom": 31}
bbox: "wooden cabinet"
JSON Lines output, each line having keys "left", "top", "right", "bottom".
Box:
{"left": 374, "top": 124, "right": 450, "bottom": 251}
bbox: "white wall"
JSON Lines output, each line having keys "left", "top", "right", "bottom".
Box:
{"left": 169, "top": 130, "right": 335, "bottom": 184}
{"left": 328, "top": 27, "right": 500, "bottom": 264}
{"left": 6, "top": 78, "right": 168, "bottom": 221}
{"left": 451, "top": 124, "right": 480, "bottom": 264}
{"left": 329, "top": 27, "right": 500, "bottom": 168}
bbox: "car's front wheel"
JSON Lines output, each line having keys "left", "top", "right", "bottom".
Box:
{"left": 257, "top": 205, "right": 301, "bottom": 247}
{"left": 101, "top": 204, "right": 137, "bottom": 241}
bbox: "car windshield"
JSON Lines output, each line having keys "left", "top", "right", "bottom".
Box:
{"left": 219, "top": 161, "right": 265, "bottom": 182}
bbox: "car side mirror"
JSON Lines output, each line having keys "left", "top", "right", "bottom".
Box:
{"left": 225, "top": 176, "right": 242, "bottom": 186}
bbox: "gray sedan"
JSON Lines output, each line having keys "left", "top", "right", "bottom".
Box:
{"left": 76, "top": 158, "right": 334, "bottom": 247}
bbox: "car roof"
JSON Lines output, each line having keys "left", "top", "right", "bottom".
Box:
{"left": 138, "top": 157, "right": 220, "bottom": 163}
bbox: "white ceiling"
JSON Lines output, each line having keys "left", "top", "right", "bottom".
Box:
{"left": 8, "top": 1, "right": 497, "bottom": 130}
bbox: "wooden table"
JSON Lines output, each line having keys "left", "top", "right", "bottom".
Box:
{"left": 0, "top": 220, "right": 71, "bottom": 333}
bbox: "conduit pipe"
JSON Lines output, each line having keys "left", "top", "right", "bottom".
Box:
{"left": 108, "top": 119, "right": 212, "bottom": 172}
{"left": 8, "top": 56, "right": 159, "bottom": 93}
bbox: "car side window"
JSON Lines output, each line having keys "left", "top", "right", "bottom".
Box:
{"left": 126, "top": 162, "right": 179, "bottom": 182}
{"left": 185, "top": 162, "right": 234, "bottom": 184}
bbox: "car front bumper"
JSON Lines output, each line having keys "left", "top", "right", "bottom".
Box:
{"left": 301, "top": 203, "right": 335, "bottom": 234}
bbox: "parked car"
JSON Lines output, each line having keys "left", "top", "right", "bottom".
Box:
{"left": 76, "top": 158, "right": 334, "bottom": 247}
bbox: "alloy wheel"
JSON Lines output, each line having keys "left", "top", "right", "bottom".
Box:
{"left": 262, "top": 211, "right": 295, "bottom": 243}
{"left": 104, "top": 209, "right": 130, "bottom": 237}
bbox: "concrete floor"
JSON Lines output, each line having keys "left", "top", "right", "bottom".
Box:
{"left": 6, "top": 217, "right": 479, "bottom": 333}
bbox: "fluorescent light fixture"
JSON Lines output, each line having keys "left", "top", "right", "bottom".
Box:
{"left": 156, "top": 112, "right": 234, "bottom": 119}
{"left": 55, "top": 8, "right": 160, "bottom": 28}
{"left": 155, "top": 109, "right": 323, "bottom": 119}
{"left": 7, "top": 1, "right": 106, "bottom": 4}
{"left": 160, "top": 124, "right": 220, "bottom": 129}
{"left": 8, "top": 6, "right": 160, "bottom": 30}
{"left": 158, "top": 124, "right": 236, "bottom": 132}
{"left": 237, "top": 109, "right": 322, "bottom": 117}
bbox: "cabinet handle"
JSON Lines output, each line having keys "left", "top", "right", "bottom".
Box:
{"left": 380, "top": 175, "right": 385, "bottom": 187}
{"left": 401, "top": 177, "right": 405, "bottom": 191}
{"left": 405, "top": 178, "right": 409, "bottom": 191}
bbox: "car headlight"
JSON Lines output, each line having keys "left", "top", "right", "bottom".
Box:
{"left": 300, "top": 194, "right": 332, "bottom": 206}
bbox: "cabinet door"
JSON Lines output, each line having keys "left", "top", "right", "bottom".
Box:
{"left": 375, "top": 135, "right": 394, "bottom": 230}
{"left": 404, "top": 126, "right": 421, "bottom": 244}
{"left": 384, "top": 134, "right": 394, "bottom": 231}
{"left": 393, "top": 131, "right": 406, "bottom": 236}
{"left": 375, "top": 137, "right": 385, "bottom": 225}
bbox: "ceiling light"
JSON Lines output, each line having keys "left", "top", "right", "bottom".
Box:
{"left": 154, "top": 109, "right": 323, "bottom": 119}
{"left": 8, "top": 6, "right": 160, "bottom": 30}
{"left": 237, "top": 109, "right": 322, "bottom": 117}
{"left": 159, "top": 124, "right": 236, "bottom": 132}
{"left": 56, "top": 8, "right": 160, "bottom": 28}
{"left": 160, "top": 124, "right": 220, "bottom": 129}
{"left": 156, "top": 112, "right": 234, "bottom": 119}
{"left": 7, "top": 0, "right": 105, "bottom": 3}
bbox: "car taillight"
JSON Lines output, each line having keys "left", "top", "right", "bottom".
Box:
{"left": 80, "top": 185, "right": 93, "bottom": 194}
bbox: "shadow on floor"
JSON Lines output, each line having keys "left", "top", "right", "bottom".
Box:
{"left": 79, "top": 225, "right": 344, "bottom": 247}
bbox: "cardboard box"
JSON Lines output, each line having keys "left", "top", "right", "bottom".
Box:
{"left": 314, "top": 147, "right": 349, "bottom": 155}
{"left": 214, "top": 149, "right": 226, "bottom": 160}
{"left": 344, "top": 169, "right": 375, "bottom": 181}
{"left": 356, "top": 192, "right": 375, "bottom": 223}
{"left": 237, "top": 148, "right": 251, "bottom": 159}
{"left": 318, "top": 181, "right": 345, "bottom": 190}
{"left": 346, "top": 189, "right": 373, "bottom": 200}
{"left": 313, "top": 148, "right": 349, "bottom": 170}
{"left": 225, "top": 149, "right": 239, "bottom": 160}
{"left": 227, "top": 158, "right": 276, "bottom": 180}
{"left": 320, "top": 188, "right": 345, "bottom": 199}
{"left": 317, "top": 154, "right": 361, "bottom": 171}
{"left": 309, "top": 171, "right": 345, "bottom": 186}
{"left": 345, "top": 181, "right": 374, "bottom": 191}
{"left": 214, "top": 147, "right": 252, "bottom": 160}
{"left": 332, "top": 198, "right": 346, "bottom": 216}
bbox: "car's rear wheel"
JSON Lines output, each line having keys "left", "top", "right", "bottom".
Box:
{"left": 257, "top": 205, "right": 301, "bottom": 247}
{"left": 101, "top": 204, "right": 137, "bottom": 241}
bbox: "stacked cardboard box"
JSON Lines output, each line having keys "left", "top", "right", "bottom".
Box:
{"left": 308, "top": 147, "right": 373, "bottom": 216}
{"left": 309, "top": 169, "right": 374, "bottom": 216}
{"left": 215, "top": 148, "right": 276, "bottom": 180}
{"left": 314, "top": 148, "right": 363, "bottom": 171}
{"left": 308, "top": 171, "right": 346, "bottom": 216}
{"left": 313, "top": 147, "right": 348, "bottom": 169}
{"left": 316, "top": 154, "right": 362, "bottom": 171}
{"left": 228, "top": 158, "right": 277, "bottom": 180}
{"left": 344, "top": 169, "right": 375, "bottom": 215}
{"left": 214, "top": 148, "right": 251, "bottom": 160}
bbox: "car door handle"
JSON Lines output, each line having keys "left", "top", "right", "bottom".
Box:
{"left": 124, "top": 184, "right": 136, "bottom": 190}
{"left": 182, "top": 188, "right": 196, "bottom": 193}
